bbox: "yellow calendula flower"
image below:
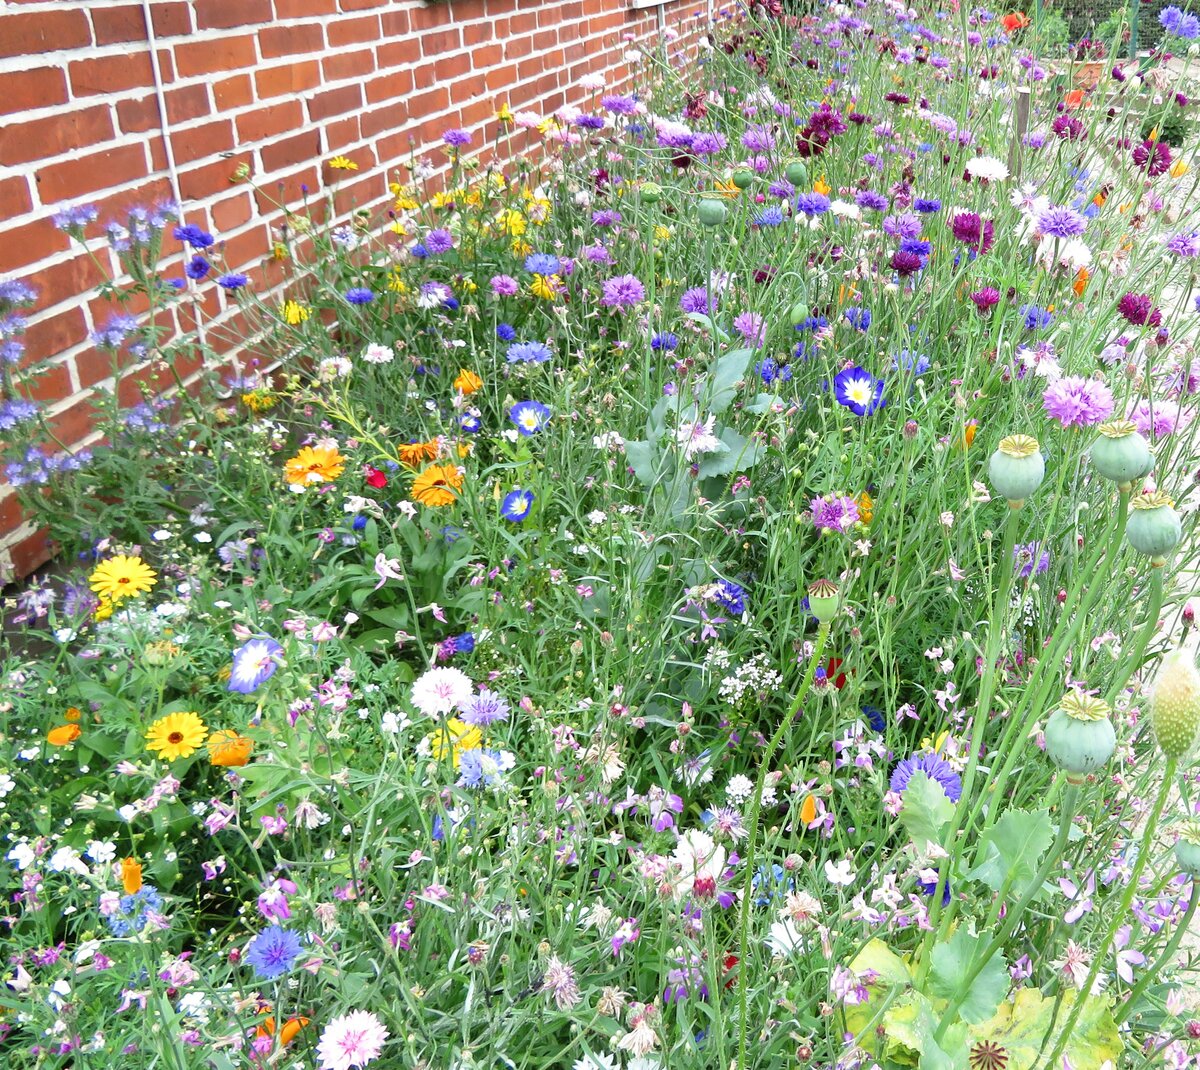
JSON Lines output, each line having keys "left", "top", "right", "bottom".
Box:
{"left": 328, "top": 155, "right": 358, "bottom": 171}
{"left": 813, "top": 176, "right": 831, "bottom": 196}
{"left": 145, "top": 711, "right": 207, "bottom": 762}
{"left": 497, "top": 102, "right": 515, "bottom": 123}
{"left": 654, "top": 224, "right": 672, "bottom": 242}
{"left": 428, "top": 717, "right": 483, "bottom": 767}
{"left": 411, "top": 463, "right": 464, "bottom": 507}
{"left": 241, "top": 389, "right": 277, "bottom": 412}
{"left": 464, "top": 189, "right": 483, "bottom": 208}
{"left": 530, "top": 274, "right": 559, "bottom": 301}
{"left": 89, "top": 554, "right": 157, "bottom": 604}
{"left": 1172, "top": 160, "right": 1189, "bottom": 178}
{"left": 498, "top": 209, "right": 527, "bottom": 236}
{"left": 281, "top": 300, "right": 309, "bottom": 325}
{"left": 856, "top": 491, "right": 874, "bottom": 525}
{"left": 284, "top": 444, "right": 346, "bottom": 487}
{"left": 920, "top": 730, "right": 951, "bottom": 754}
{"left": 454, "top": 368, "right": 483, "bottom": 395}
{"left": 511, "top": 239, "right": 533, "bottom": 259}
{"left": 398, "top": 439, "right": 440, "bottom": 467}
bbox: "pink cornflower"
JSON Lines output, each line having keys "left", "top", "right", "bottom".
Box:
{"left": 316, "top": 1010, "right": 389, "bottom": 1070}
{"left": 810, "top": 493, "right": 860, "bottom": 534}
{"left": 1042, "top": 375, "right": 1114, "bottom": 428}
{"left": 543, "top": 955, "right": 582, "bottom": 1009}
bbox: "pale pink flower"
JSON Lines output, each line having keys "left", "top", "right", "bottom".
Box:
{"left": 316, "top": 1010, "right": 389, "bottom": 1070}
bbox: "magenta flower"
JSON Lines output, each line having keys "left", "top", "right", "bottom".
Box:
{"left": 600, "top": 274, "right": 645, "bottom": 309}
{"left": 1117, "top": 292, "right": 1162, "bottom": 327}
{"left": 1132, "top": 138, "right": 1172, "bottom": 177}
{"left": 732, "top": 310, "right": 765, "bottom": 347}
{"left": 810, "top": 493, "right": 860, "bottom": 534}
{"left": 490, "top": 275, "right": 520, "bottom": 297}
{"left": 970, "top": 287, "right": 1001, "bottom": 313}
{"left": 1042, "top": 375, "right": 1114, "bottom": 428}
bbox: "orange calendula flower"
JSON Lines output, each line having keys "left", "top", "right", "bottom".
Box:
{"left": 1172, "top": 160, "right": 1189, "bottom": 178}
{"left": 284, "top": 445, "right": 346, "bottom": 487}
{"left": 1001, "top": 10, "right": 1030, "bottom": 31}
{"left": 208, "top": 730, "right": 253, "bottom": 767}
{"left": 121, "top": 857, "right": 143, "bottom": 895}
{"left": 64, "top": 706, "right": 83, "bottom": 723}
{"left": 397, "top": 439, "right": 440, "bottom": 467}
{"left": 411, "top": 463, "right": 464, "bottom": 507}
{"left": 1063, "top": 89, "right": 1085, "bottom": 110}
{"left": 813, "top": 176, "right": 831, "bottom": 196}
{"left": 257, "top": 1014, "right": 310, "bottom": 1048}
{"left": 963, "top": 421, "right": 979, "bottom": 448}
{"left": 800, "top": 794, "right": 818, "bottom": 826}
{"left": 856, "top": 492, "right": 874, "bottom": 525}
{"left": 1073, "top": 267, "right": 1089, "bottom": 297}
{"left": 454, "top": 368, "right": 483, "bottom": 395}
{"left": 47, "top": 724, "right": 81, "bottom": 747}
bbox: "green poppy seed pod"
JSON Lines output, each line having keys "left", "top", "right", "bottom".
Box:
{"left": 639, "top": 182, "right": 662, "bottom": 205}
{"left": 1174, "top": 819, "right": 1200, "bottom": 874}
{"left": 1149, "top": 647, "right": 1200, "bottom": 759}
{"left": 789, "top": 301, "right": 811, "bottom": 327}
{"left": 1044, "top": 690, "right": 1116, "bottom": 781}
{"left": 732, "top": 169, "right": 754, "bottom": 190}
{"left": 1127, "top": 490, "right": 1181, "bottom": 567}
{"left": 697, "top": 199, "right": 728, "bottom": 227}
{"left": 988, "top": 434, "right": 1045, "bottom": 509}
{"left": 1090, "top": 420, "right": 1153, "bottom": 492}
{"left": 807, "top": 578, "right": 839, "bottom": 624}
{"left": 785, "top": 160, "right": 808, "bottom": 185}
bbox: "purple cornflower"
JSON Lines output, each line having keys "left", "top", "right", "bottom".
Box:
{"left": 460, "top": 688, "right": 510, "bottom": 727}
{"left": 601, "top": 274, "right": 645, "bottom": 309}
{"left": 855, "top": 190, "right": 889, "bottom": 212}
{"left": 949, "top": 212, "right": 994, "bottom": 254}
{"left": 882, "top": 211, "right": 922, "bottom": 238}
{"left": 1042, "top": 375, "right": 1114, "bottom": 428}
{"left": 691, "top": 131, "right": 727, "bottom": 155}
{"left": 600, "top": 93, "right": 637, "bottom": 115}
{"left": 741, "top": 125, "right": 775, "bottom": 152}
{"left": 890, "top": 752, "right": 962, "bottom": 802}
{"left": 592, "top": 209, "right": 622, "bottom": 227}
{"left": 1013, "top": 541, "right": 1050, "bottom": 578}
{"left": 442, "top": 128, "right": 472, "bottom": 147}
{"left": 490, "top": 275, "right": 520, "bottom": 297}
{"left": 1035, "top": 204, "right": 1088, "bottom": 239}
{"left": 1133, "top": 138, "right": 1172, "bottom": 177}
{"left": 1166, "top": 232, "right": 1200, "bottom": 257}
{"left": 732, "top": 310, "right": 765, "bottom": 347}
{"left": 890, "top": 250, "right": 923, "bottom": 277}
{"left": 425, "top": 229, "right": 454, "bottom": 254}
{"left": 1052, "top": 115, "right": 1086, "bottom": 142}
{"left": 680, "top": 287, "right": 714, "bottom": 314}
{"left": 811, "top": 493, "right": 860, "bottom": 534}
{"left": 1118, "top": 293, "right": 1162, "bottom": 327}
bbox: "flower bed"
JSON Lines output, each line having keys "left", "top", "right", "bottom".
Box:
{"left": 5, "top": 4, "right": 1200, "bottom": 1068}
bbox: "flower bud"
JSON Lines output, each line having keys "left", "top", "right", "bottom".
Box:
{"left": 789, "top": 300, "right": 811, "bottom": 326}
{"left": 785, "top": 160, "right": 809, "bottom": 185}
{"left": 732, "top": 169, "right": 755, "bottom": 189}
{"left": 807, "top": 579, "right": 839, "bottom": 624}
{"left": 1044, "top": 689, "right": 1116, "bottom": 781}
{"left": 1149, "top": 647, "right": 1200, "bottom": 759}
{"left": 1174, "top": 818, "right": 1200, "bottom": 875}
{"left": 1090, "top": 420, "right": 1153, "bottom": 492}
{"left": 988, "top": 434, "right": 1045, "bottom": 509}
{"left": 697, "top": 199, "right": 728, "bottom": 227}
{"left": 639, "top": 182, "right": 662, "bottom": 204}
{"left": 1127, "top": 490, "right": 1181, "bottom": 567}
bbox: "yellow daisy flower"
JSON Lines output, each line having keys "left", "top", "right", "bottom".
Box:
{"left": 328, "top": 155, "right": 358, "bottom": 171}
{"left": 284, "top": 444, "right": 346, "bottom": 487}
{"left": 530, "top": 274, "right": 559, "bottom": 301}
{"left": 89, "top": 554, "right": 157, "bottom": 604}
{"left": 145, "top": 711, "right": 208, "bottom": 761}
{"left": 411, "top": 463, "right": 464, "bottom": 508}
{"left": 428, "top": 717, "right": 483, "bottom": 767}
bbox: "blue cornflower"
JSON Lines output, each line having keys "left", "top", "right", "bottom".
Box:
{"left": 217, "top": 273, "right": 248, "bottom": 290}
{"left": 245, "top": 925, "right": 303, "bottom": 981}
{"left": 496, "top": 322, "right": 517, "bottom": 341}
{"left": 351, "top": 514, "right": 367, "bottom": 532}
{"left": 794, "top": 192, "right": 831, "bottom": 217}
{"left": 457, "top": 748, "right": 511, "bottom": 788}
{"left": 172, "top": 223, "right": 214, "bottom": 249}
{"left": 1019, "top": 303, "right": 1052, "bottom": 330}
{"left": 345, "top": 288, "right": 375, "bottom": 305}
{"left": 892, "top": 348, "right": 931, "bottom": 375}
{"left": 425, "top": 228, "right": 454, "bottom": 254}
{"left": 751, "top": 863, "right": 793, "bottom": 905}
{"left": 756, "top": 356, "right": 792, "bottom": 384}
{"left": 844, "top": 307, "right": 871, "bottom": 332}
{"left": 713, "top": 580, "right": 746, "bottom": 616}
{"left": 104, "top": 885, "right": 163, "bottom": 936}
{"left": 754, "top": 206, "right": 785, "bottom": 227}
{"left": 913, "top": 198, "right": 942, "bottom": 213}
{"left": 794, "top": 313, "right": 829, "bottom": 333}
{"left": 506, "top": 340, "right": 552, "bottom": 364}
{"left": 501, "top": 488, "right": 534, "bottom": 521}
{"left": 833, "top": 365, "right": 886, "bottom": 415}
{"left": 899, "top": 237, "right": 932, "bottom": 263}
{"left": 509, "top": 400, "right": 551, "bottom": 436}
{"left": 453, "top": 632, "right": 476, "bottom": 654}
{"left": 862, "top": 704, "right": 886, "bottom": 732}
{"left": 917, "top": 876, "right": 952, "bottom": 905}
{"left": 185, "top": 255, "right": 210, "bottom": 280}
{"left": 890, "top": 752, "right": 962, "bottom": 802}
{"left": 524, "top": 252, "right": 562, "bottom": 275}
{"left": 410, "top": 243, "right": 429, "bottom": 259}
{"left": 651, "top": 332, "right": 679, "bottom": 351}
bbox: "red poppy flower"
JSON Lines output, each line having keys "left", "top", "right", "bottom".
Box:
{"left": 365, "top": 466, "right": 388, "bottom": 489}
{"left": 826, "top": 657, "right": 848, "bottom": 689}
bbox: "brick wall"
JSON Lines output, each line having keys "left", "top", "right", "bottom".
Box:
{"left": 0, "top": 0, "right": 706, "bottom": 578}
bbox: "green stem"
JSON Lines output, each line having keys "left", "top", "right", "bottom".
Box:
{"left": 1038, "top": 758, "right": 1176, "bottom": 1069}
{"left": 1115, "top": 876, "right": 1200, "bottom": 1025}
{"left": 736, "top": 620, "right": 831, "bottom": 1070}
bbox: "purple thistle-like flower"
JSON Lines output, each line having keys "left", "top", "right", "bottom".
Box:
{"left": 949, "top": 212, "right": 994, "bottom": 254}
{"left": 1132, "top": 138, "right": 1172, "bottom": 177}
{"left": 442, "top": 128, "right": 472, "bottom": 147}
{"left": 679, "top": 286, "right": 714, "bottom": 315}
{"left": 732, "top": 310, "right": 765, "bottom": 347}
{"left": 601, "top": 274, "right": 645, "bottom": 309}
{"left": 424, "top": 228, "right": 454, "bottom": 254}
{"left": 890, "top": 752, "right": 962, "bottom": 802}
{"left": 460, "top": 688, "right": 510, "bottom": 727}
{"left": 490, "top": 275, "right": 520, "bottom": 297}
{"left": 1042, "top": 375, "right": 1114, "bottom": 429}
{"left": 1117, "top": 292, "right": 1162, "bottom": 327}
{"left": 1035, "top": 204, "right": 1088, "bottom": 239}
{"left": 811, "top": 494, "right": 860, "bottom": 534}
{"left": 1013, "top": 541, "right": 1050, "bottom": 578}
{"left": 691, "top": 131, "right": 727, "bottom": 155}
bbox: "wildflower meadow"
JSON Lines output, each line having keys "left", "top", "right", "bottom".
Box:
{"left": 7, "top": 2, "right": 1200, "bottom": 1068}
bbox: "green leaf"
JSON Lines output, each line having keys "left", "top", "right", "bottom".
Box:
{"left": 898, "top": 770, "right": 956, "bottom": 851}
{"left": 968, "top": 988, "right": 1122, "bottom": 1070}
{"left": 966, "top": 808, "right": 1053, "bottom": 897}
{"left": 745, "top": 392, "right": 783, "bottom": 414}
{"left": 929, "top": 926, "right": 1009, "bottom": 1025}
{"left": 683, "top": 311, "right": 730, "bottom": 341}
{"left": 708, "top": 348, "right": 754, "bottom": 413}
{"left": 623, "top": 440, "right": 658, "bottom": 485}
{"left": 696, "top": 427, "right": 762, "bottom": 478}
{"left": 850, "top": 938, "right": 912, "bottom": 986}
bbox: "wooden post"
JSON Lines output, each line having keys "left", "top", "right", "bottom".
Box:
{"left": 1008, "top": 86, "right": 1032, "bottom": 181}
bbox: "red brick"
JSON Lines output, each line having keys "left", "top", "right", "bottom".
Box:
{"left": 69, "top": 52, "right": 157, "bottom": 97}
{"left": 0, "top": 493, "right": 26, "bottom": 536}
{"left": 339, "top": 0, "right": 386, "bottom": 9}
{"left": 0, "top": 107, "right": 114, "bottom": 167}
{"left": 9, "top": 528, "right": 56, "bottom": 581}
{"left": 21, "top": 307, "right": 88, "bottom": 364}
{"left": 260, "top": 22, "right": 326, "bottom": 57}
{"left": 218, "top": 222, "right": 271, "bottom": 270}
{"left": 209, "top": 193, "right": 254, "bottom": 234}
{"left": 0, "top": 176, "right": 33, "bottom": 219}
{"left": 255, "top": 61, "right": 321, "bottom": 99}
{"left": 176, "top": 35, "right": 258, "bottom": 78}
{"left": 37, "top": 144, "right": 149, "bottom": 203}
{"left": 89, "top": 3, "right": 191, "bottom": 44}
{"left": 362, "top": 98, "right": 408, "bottom": 138}
{"left": 0, "top": 10, "right": 92, "bottom": 57}
{"left": 327, "top": 13, "right": 380, "bottom": 45}
{"left": 323, "top": 116, "right": 362, "bottom": 150}
{"left": 380, "top": 9, "right": 410, "bottom": 34}
{"left": 212, "top": 74, "right": 254, "bottom": 110}
{"left": 236, "top": 101, "right": 305, "bottom": 144}
{"left": 166, "top": 119, "right": 234, "bottom": 166}
{"left": 0, "top": 68, "right": 68, "bottom": 116}
{"left": 274, "top": 0, "right": 337, "bottom": 14}
{"left": 307, "top": 84, "right": 363, "bottom": 121}
{"left": 179, "top": 158, "right": 246, "bottom": 200}
{"left": 23, "top": 256, "right": 108, "bottom": 315}
{"left": 0, "top": 221, "right": 70, "bottom": 274}
{"left": 195, "top": 0, "right": 273, "bottom": 29}
{"left": 420, "top": 28, "right": 462, "bottom": 56}
{"left": 21, "top": 361, "right": 72, "bottom": 404}
{"left": 364, "top": 68, "right": 413, "bottom": 105}
{"left": 436, "top": 53, "right": 471, "bottom": 82}
{"left": 322, "top": 49, "right": 375, "bottom": 83}
{"left": 260, "top": 131, "right": 323, "bottom": 174}
{"left": 250, "top": 169, "right": 317, "bottom": 215}
{"left": 472, "top": 43, "right": 503, "bottom": 69}
{"left": 116, "top": 94, "right": 160, "bottom": 135}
